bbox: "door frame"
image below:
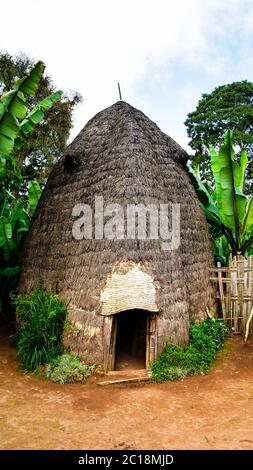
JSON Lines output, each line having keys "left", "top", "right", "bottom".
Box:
{"left": 103, "top": 311, "right": 158, "bottom": 373}
{"left": 146, "top": 314, "right": 158, "bottom": 368}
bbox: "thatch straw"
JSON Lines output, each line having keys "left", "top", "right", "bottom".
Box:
{"left": 19, "top": 101, "right": 215, "bottom": 365}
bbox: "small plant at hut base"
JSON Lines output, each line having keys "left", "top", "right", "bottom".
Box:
{"left": 151, "top": 318, "right": 227, "bottom": 383}
{"left": 45, "top": 354, "right": 94, "bottom": 384}
{"left": 12, "top": 283, "right": 67, "bottom": 370}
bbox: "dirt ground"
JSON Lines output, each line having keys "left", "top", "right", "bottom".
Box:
{"left": 1, "top": 327, "right": 253, "bottom": 450}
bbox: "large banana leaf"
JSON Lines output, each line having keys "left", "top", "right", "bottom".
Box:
{"left": 0, "top": 155, "right": 6, "bottom": 171}
{"left": 210, "top": 146, "right": 222, "bottom": 212}
{"left": 212, "top": 236, "right": 230, "bottom": 266}
{"left": 0, "top": 197, "right": 31, "bottom": 265}
{"left": 210, "top": 130, "right": 247, "bottom": 241}
{"left": 0, "top": 199, "right": 11, "bottom": 218}
{"left": 0, "top": 216, "right": 13, "bottom": 262}
{"left": 0, "top": 200, "right": 30, "bottom": 263}
{"left": 0, "top": 217, "right": 12, "bottom": 247}
{"left": 0, "top": 62, "right": 45, "bottom": 155}
{"left": 189, "top": 131, "right": 253, "bottom": 257}
{"left": 0, "top": 266, "right": 20, "bottom": 277}
{"left": 16, "top": 90, "right": 62, "bottom": 147}
{"left": 188, "top": 164, "right": 226, "bottom": 231}
{"left": 28, "top": 180, "right": 42, "bottom": 215}
{"left": 188, "top": 163, "right": 238, "bottom": 254}
{"left": 12, "top": 61, "right": 45, "bottom": 97}
{"left": 10, "top": 203, "right": 30, "bottom": 236}
{"left": 234, "top": 150, "right": 248, "bottom": 192}
{"left": 242, "top": 196, "right": 253, "bottom": 239}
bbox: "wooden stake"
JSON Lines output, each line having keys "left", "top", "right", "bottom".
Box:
{"left": 244, "top": 306, "right": 253, "bottom": 343}
{"left": 117, "top": 82, "right": 122, "bottom": 101}
{"left": 217, "top": 261, "right": 226, "bottom": 319}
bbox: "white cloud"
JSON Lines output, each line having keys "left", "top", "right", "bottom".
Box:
{"left": 1, "top": 0, "right": 253, "bottom": 149}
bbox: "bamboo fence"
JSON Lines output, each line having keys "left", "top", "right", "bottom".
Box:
{"left": 210, "top": 255, "right": 253, "bottom": 339}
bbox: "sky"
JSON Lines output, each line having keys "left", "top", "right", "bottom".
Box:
{"left": 1, "top": 0, "right": 253, "bottom": 152}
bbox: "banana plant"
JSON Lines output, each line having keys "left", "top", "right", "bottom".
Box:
{"left": 0, "top": 193, "right": 29, "bottom": 265}
{"left": 0, "top": 61, "right": 62, "bottom": 159}
{"left": 0, "top": 61, "right": 61, "bottom": 319}
{"left": 0, "top": 180, "right": 42, "bottom": 319}
{"left": 188, "top": 131, "right": 253, "bottom": 258}
{"left": 0, "top": 194, "right": 29, "bottom": 319}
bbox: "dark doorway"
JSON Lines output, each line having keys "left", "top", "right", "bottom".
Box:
{"left": 114, "top": 309, "right": 148, "bottom": 371}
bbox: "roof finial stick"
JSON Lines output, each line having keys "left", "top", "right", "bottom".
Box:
{"left": 117, "top": 82, "right": 122, "bottom": 101}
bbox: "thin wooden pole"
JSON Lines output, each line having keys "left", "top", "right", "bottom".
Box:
{"left": 117, "top": 82, "right": 122, "bottom": 101}
{"left": 228, "top": 255, "right": 232, "bottom": 330}
{"left": 210, "top": 255, "right": 253, "bottom": 336}
{"left": 244, "top": 306, "right": 253, "bottom": 343}
{"left": 231, "top": 256, "right": 238, "bottom": 332}
{"left": 217, "top": 261, "right": 226, "bottom": 319}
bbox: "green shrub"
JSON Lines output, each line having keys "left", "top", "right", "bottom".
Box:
{"left": 12, "top": 284, "right": 67, "bottom": 370}
{"left": 45, "top": 354, "right": 94, "bottom": 384}
{"left": 189, "top": 316, "right": 226, "bottom": 359}
{"left": 152, "top": 318, "right": 227, "bottom": 383}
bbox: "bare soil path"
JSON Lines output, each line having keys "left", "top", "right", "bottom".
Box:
{"left": 1, "top": 327, "right": 253, "bottom": 450}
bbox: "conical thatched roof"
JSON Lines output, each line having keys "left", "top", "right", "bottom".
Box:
{"left": 19, "top": 101, "right": 215, "bottom": 365}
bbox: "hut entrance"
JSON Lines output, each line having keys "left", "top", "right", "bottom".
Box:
{"left": 115, "top": 309, "right": 147, "bottom": 370}
{"left": 104, "top": 309, "right": 158, "bottom": 372}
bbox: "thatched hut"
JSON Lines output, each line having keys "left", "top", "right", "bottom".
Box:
{"left": 19, "top": 101, "right": 215, "bottom": 372}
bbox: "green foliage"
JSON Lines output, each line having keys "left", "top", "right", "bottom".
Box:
{"left": 11, "top": 284, "right": 67, "bottom": 370}
{"left": 0, "top": 152, "right": 22, "bottom": 194}
{"left": 28, "top": 180, "right": 42, "bottom": 216}
{"left": 189, "top": 317, "right": 226, "bottom": 357}
{"left": 151, "top": 318, "right": 227, "bottom": 383}
{"left": 0, "top": 59, "right": 62, "bottom": 171}
{"left": 185, "top": 80, "right": 253, "bottom": 193}
{"left": 188, "top": 131, "right": 253, "bottom": 259}
{"left": 0, "top": 52, "right": 82, "bottom": 189}
{"left": 0, "top": 194, "right": 29, "bottom": 263}
{"left": 0, "top": 61, "right": 61, "bottom": 158}
{"left": 0, "top": 57, "right": 59, "bottom": 320}
{"left": 0, "top": 184, "right": 41, "bottom": 320}
{"left": 212, "top": 236, "right": 230, "bottom": 266}
{"left": 45, "top": 354, "right": 94, "bottom": 384}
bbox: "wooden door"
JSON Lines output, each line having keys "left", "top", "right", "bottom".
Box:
{"left": 104, "top": 312, "right": 158, "bottom": 372}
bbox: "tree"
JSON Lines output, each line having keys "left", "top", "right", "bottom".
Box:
{"left": 0, "top": 52, "right": 82, "bottom": 189}
{"left": 185, "top": 81, "right": 253, "bottom": 193}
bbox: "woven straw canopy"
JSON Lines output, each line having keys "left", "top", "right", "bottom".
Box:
{"left": 19, "top": 101, "right": 215, "bottom": 365}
